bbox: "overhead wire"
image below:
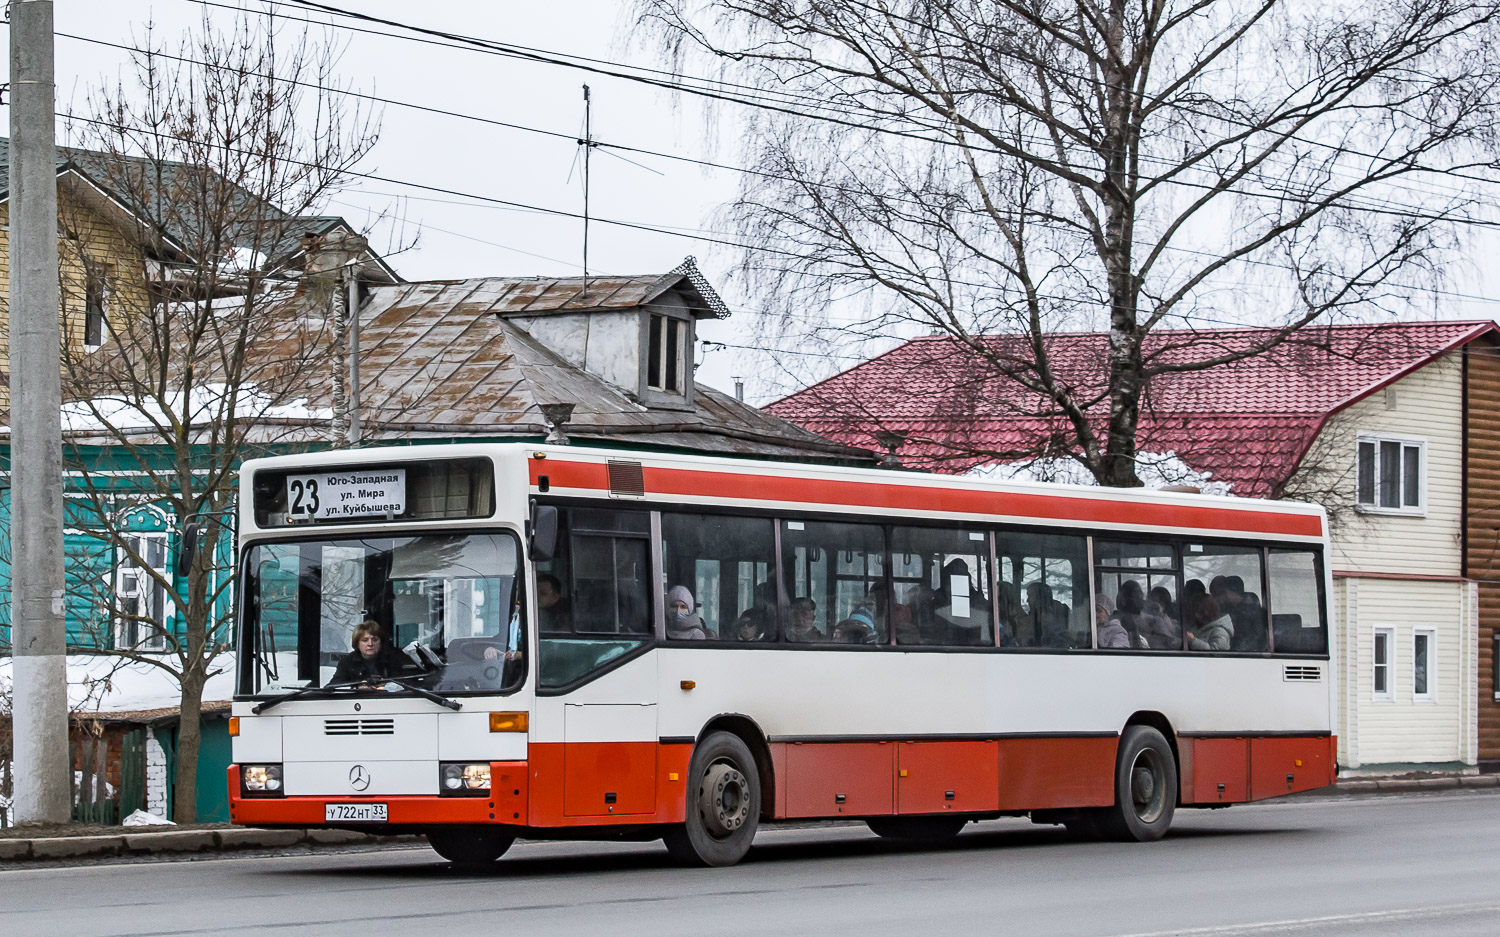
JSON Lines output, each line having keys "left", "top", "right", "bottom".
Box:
{"left": 43, "top": 4, "right": 1497, "bottom": 324}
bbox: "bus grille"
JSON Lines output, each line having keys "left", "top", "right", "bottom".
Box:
{"left": 1282, "top": 665, "right": 1322, "bottom": 682}
{"left": 324, "top": 718, "right": 396, "bottom": 736}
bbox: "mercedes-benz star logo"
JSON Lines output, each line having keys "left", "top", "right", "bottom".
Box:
{"left": 348, "top": 764, "right": 371, "bottom": 792}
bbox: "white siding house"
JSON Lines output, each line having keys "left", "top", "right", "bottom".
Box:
{"left": 1300, "top": 356, "right": 1479, "bottom": 772}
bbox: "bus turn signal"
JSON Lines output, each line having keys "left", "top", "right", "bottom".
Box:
{"left": 489, "top": 712, "right": 529, "bottom": 733}
{"left": 228, "top": 717, "right": 240, "bottom": 737}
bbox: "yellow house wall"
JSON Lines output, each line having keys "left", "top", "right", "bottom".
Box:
{"left": 0, "top": 185, "right": 153, "bottom": 410}
{"left": 1323, "top": 356, "right": 1464, "bottom": 575}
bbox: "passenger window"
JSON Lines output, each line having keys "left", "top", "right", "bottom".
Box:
{"left": 996, "top": 532, "right": 1090, "bottom": 648}
{"left": 536, "top": 507, "right": 651, "bottom": 689}
{"left": 1181, "top": 544, "right": 1266, "bottom": 652}
{"left": 781, "top": 520, "right": 887, "bottom": 644}
{"left": 660, "top": 512, "right": 776, "bottom": 642}
{"left": 1095, "top": 540, "right": 1181, "bottom": 651}
{"left": 1268, "top": 549, "right": 1327, "bottom": 655}
{"left": 890, "top": 526, "right": 991, "bottom": 646}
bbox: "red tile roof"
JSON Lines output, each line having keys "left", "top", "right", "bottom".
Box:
{"left": 768, "top": 321, "right": 1499, "bottom": 496}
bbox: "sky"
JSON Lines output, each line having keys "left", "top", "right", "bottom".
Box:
{"left": 5, "top": 1, "right": 1500, "bottom": 408}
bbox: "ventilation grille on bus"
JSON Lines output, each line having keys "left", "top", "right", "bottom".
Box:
{"left": 607, "top": 460, "right": 646, "bottom": 498}
{"left": 1282, "top": 665, "right": 1322, "bottom": 682}
{"left": 324, "top": 718, "right": 395, "bottom": 736}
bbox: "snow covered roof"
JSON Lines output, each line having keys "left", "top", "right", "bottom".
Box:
{"left": 0, "top": 655, "right": 235, "bottom": 719}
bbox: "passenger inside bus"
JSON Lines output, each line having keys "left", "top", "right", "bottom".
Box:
{"left": 1026, "top": 581, "right": 1072, "bottom": 647}
{"left": 536, "top": 574, "right": 572, "bottom": 631}
{"left": 828, "top": 587, "right": 882, "bottom": 647}
{"left": 732, "top": 606, "right": 772, "bottom": 642}
{"left": 1186, "top": 593, "right": 1234, "bottom": 650}
{"left": 995, "top": 582, "right": 1028, "bottom": 646}
{"left": 1096, "top": 594, "right": 1130, "bottom": 648}
{"left": 787, "top": 597, "right": 824, "bottom": 642}
{"left": 1219, "top": 575, "right": 1268, "bottom": 651}
{"left": 667, "top": 585, "right": 709, "bottom": 640}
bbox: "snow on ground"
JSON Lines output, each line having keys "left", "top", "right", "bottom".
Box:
{"left": 966, "top": 451, "right": 1232, "bottom": 496}
{"left": 0, "top": 654, "right": 236, "bottom": 715}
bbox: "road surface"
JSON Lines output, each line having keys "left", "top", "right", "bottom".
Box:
{"left": 2, "top": 789, "right": 1496, "bottom": 937}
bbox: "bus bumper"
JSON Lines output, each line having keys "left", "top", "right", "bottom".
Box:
{"left": 227, "top": 762, "right": 529, "bottom": 828}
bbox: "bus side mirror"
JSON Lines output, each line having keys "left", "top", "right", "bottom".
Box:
{"left": 175, "top": 520, "right": 202, "bottom": 578}
{"left": 529, "top": 503, "right": 558, "bottom": 562}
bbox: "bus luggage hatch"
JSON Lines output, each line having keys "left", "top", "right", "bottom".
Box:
{"left": 562, "top": 702, "right": 658, "bottom": 816}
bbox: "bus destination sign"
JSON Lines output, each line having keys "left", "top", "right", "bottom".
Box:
{"left": 285, "top": 468, "right": 407, "bottom": 520}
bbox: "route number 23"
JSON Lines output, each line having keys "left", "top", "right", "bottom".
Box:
{"left": 288, "top": 478, "right": 321, "bottom": 515}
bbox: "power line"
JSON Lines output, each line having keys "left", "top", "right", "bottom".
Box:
{"left": 187, "top": 0, "right": 1500, "bottom": 241}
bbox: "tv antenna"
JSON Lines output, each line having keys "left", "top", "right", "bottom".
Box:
{"left": 578, "top": 84, "right": 597, "bottom": 295}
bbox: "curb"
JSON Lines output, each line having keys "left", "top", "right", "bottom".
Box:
{"left": 1301, "top": 774, "right": 1499, "bottom": 795}
{"left": 0, "top": 828, "right": 422, "bottom": 862}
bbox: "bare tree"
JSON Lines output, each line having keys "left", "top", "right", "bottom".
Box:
{"left": 639, "top": 0, "right": 1500, "bottom": 485}
{"left": 49, "top": 12, "right": 378, "bottom": 822}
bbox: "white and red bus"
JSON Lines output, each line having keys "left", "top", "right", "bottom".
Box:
{"left": 228, "top": 443, "right": 1336, "bottom": 866}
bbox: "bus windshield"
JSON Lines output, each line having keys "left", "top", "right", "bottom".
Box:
{"left": 239, "top": 532, "right": 524, "bottom": 697}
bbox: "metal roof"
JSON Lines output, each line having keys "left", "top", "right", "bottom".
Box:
{"left": 770, "top": 320, "right": 1500, "bottom": 494}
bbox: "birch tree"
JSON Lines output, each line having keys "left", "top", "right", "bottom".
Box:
{"left": 640, "top": 0, "right": 1500, "bottom": 484}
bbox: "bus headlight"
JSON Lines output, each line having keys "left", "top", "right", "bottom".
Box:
{"left": 242, "top": 764, "right": 284, "bottom": 797}
{"left": 439, "top": 762, "right": 490, "bottom": 796}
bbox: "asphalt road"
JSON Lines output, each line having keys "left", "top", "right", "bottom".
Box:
{"left": 2, "top": 790, "right": 1497, "bottom": 937}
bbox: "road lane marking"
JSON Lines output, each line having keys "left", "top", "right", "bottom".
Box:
{"left": 1104, "top": 901, "right": 1500, "bottom": 937}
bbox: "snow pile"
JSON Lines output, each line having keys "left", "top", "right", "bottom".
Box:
{"left": 122, "top": 809, "right": 175, "bottom": 826}
{"left": 968, "top": 451, "right": 1232, "bottom": 496}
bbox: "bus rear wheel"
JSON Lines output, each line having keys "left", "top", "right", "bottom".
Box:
{"left": 663, "top": 731, "right": 761, "bottom": 867}
{"left": 1103, "top": 725, "right": 1177, "bottom": 842}
{"left": 865, "top": 816, "right": 966, "bottom": 843}
{"left": 427, "top": 827, "right": 515, "bottom": 866}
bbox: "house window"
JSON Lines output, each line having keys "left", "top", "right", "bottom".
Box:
{"left": 84, "top": 267, "right": 108, "bottom": 348}
{"left": 1372, "top": 627, "right": 1393, "bottom": 700}
{"left": 1356, "top": 436, "right": 1423, "bottom": 513}
{"left": 646, "top": 313, "right": 686, "bottom": 393}
{"left": 1413, "top": 629, "right": 1435, "bottom": 701}
{"left": 117, "top": 534, "right": 170, "bottom": 651}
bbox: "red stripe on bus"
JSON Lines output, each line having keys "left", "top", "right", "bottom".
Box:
{"left": 530, "top": 459, "right": 1324, "bottom": 538}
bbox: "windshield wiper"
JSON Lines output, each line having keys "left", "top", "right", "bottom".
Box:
{"left": 384, "top": 676, "right": 463, "bottom": 711}
{"left": 251, "top": 680, "right": 364, "bottom": 714}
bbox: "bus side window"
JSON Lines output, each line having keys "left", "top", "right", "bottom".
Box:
{"left": 1181, "top": 544, "right": 1267, "bottom": 653}
{"left": 997, "top": 532, "right": 1090, "bottom": 649}
{"left": 660, "top": 512, "right": 777, "bottom": 641}
{"left": 1095, "top": 540, "right": 1180, "bottom": 652}
{"left": 1268, "top": 549, "right": 1327, "bottom": 655}
{"left": 890, "top": 526, "right": 991, "bottom": 646}
{"left": 540, "top": 507, "right": 652, "bottom": 635}
{"left": 781, "top": 519, "right": 886, "bottom": 644}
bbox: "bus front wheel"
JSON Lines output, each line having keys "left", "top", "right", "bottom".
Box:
{"left": 427, "top": 827, "right": 515, "bottom": 866}
{"left": 1104, "top": 725, "right": 1177, "bottom": 842}
{"left": 663, "top": 731, "right": 761, "bottom": 867}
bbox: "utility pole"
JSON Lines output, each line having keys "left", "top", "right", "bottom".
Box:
{"left": 8, "top": 0, "right": 71, "bottom": 825}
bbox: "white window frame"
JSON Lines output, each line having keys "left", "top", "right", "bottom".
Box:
{"left": 1355, "top": 434, "right": 1426, "bottom": 516}
{"left": 115, "top": 532, "right": 171, "bottom": 652}
{"left": 1372, "top": 625, "right": 1394, "bottom": 701}
{"left": 644, "top": 312, "right": 688, "bottom": 395}
{"left": 1412, "top": 628, "right": 1436, "bottom": 702}
{"left": 83, "top": 265, "right": 110, "bottom": 352}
